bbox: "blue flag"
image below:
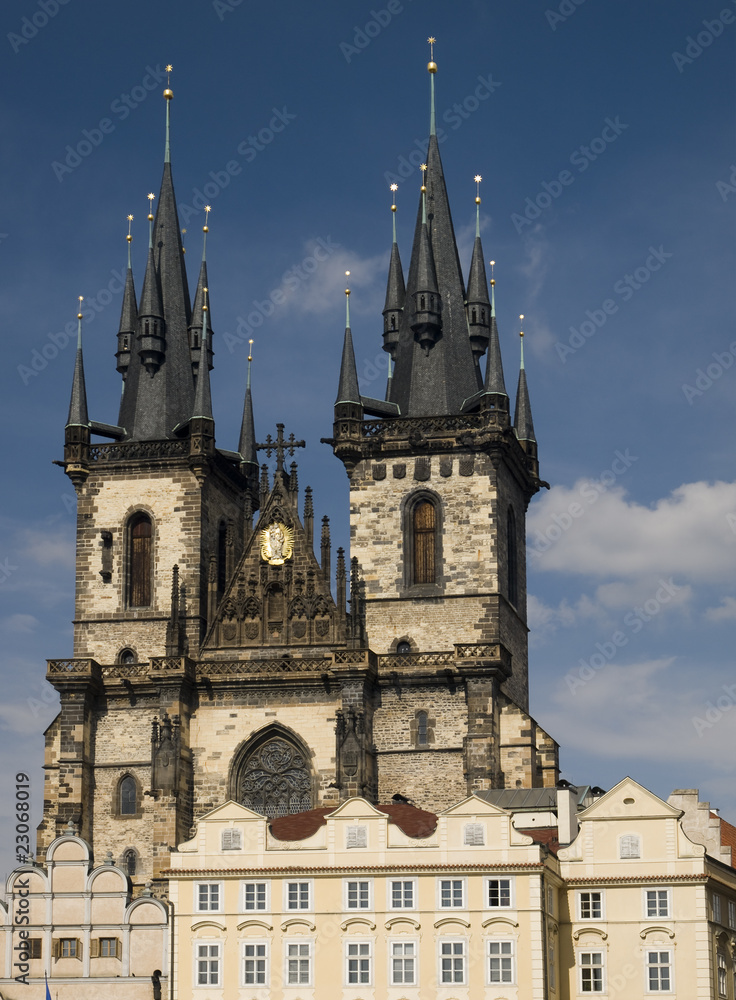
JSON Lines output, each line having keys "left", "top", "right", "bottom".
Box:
{"left": 45, "top": 974, "right": 51, "bottom": 1000}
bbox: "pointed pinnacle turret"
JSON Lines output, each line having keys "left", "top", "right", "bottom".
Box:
{"left": 189, "top": 206, "right": 214, "bottom": 377}
{"left": 192, "top": 288, "right": 213, "bottom": 419}
{"left": 466, "top": 176, "right": 491, "bottom": 363}
{"left": 514, "top": 321, "right": 536, "bottom": 444}
{"left": 484, "top": 259, "right": 507, "bottom": 399}
{"left": 67, "top": 298, "right": 89, "bottom": 428}
{"left": 382, "top": 184, "right": 405, "bottom": 361}
{"left": 238, "top": 339, "right": 259, "bottom": 472}
{"left": 410, "top": 168, "right": 442, "bottom": 353}
{"left": 336, "top": 274, "right": 361, "bottom": 405}
{"left": 116, "top": 215, "right": 138, "bottom": 382}
{"left": 137, "top": 193, "right": 166, "bottom": 376}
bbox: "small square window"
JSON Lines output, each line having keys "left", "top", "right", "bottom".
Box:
{"left": 579, "top": 890, "right": 603, "bottom": 919}
{"left": 196, "top": 882, "right": 222, "bottom": 912}
{"left": 99, "top": 938, "right": 119, "bottom": 958}
{"left": 487, "top": 877, "right": 513, "bottom": 908}
{"left": 285, "top": 881, "right": 311, "bottom": 911}
{"left": 464, "top": 822, "right": 485, "bottom": 846}
{"left": 346, "top": 825, "right": 367, "bottom": 848}
{"left": 242, "top": 881, "right": 269, "bottom": 912}
{"left": 439, "top": 878, "right": 465, "bottom": 908}
{"left": 60, "top": 939, "right": 77, "bottom": 959}
{"left": 645, "top": 889, "right": 670, "bottom": 918}
{"left": 390, "top": 941, "right": 416, "bottom": 985}
{"left": 390, "top": 879, "right": 415, "bottom": 909}
{"left": 345, "top": 879, "right": 371, "bottom": 910}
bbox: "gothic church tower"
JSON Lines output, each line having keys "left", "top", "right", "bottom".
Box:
{"left": 40, "top": 59, "right": 558, "bottom": 889}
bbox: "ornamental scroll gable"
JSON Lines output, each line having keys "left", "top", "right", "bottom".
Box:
{"left": 202, "top": 476, "right": 344, "bottom": 652}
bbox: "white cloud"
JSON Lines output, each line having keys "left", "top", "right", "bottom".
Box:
{"left": 19, "top": 527, "right": 75, "bottom": 568}
{"left": 705, "top": 596, "right": 736, "bottom": 622}
{"left": 543, "top": 657, "right": 736, "bottom": 773}
{"left": 0, "top": 614, "right": 39, "bottom": 634}
{"left": 528, "top": 593, "right": 608, "bottom": 645}
{"left": 528, "top": 479, "right": 736, "bottom": 582}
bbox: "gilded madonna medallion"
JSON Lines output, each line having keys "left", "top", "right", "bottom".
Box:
{"left": 260, "top": 521, "right": 294, "bottom": 565}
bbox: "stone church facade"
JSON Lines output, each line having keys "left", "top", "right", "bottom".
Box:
{"left": 40, "top": 64, "right": 559, "bottom": 889}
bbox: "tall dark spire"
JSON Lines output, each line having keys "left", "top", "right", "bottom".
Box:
{"left": 382, "top": 185, "right": 405, "bottom": 362}
{"left": 335, "top": 277, "right": 361, "bottom": 405}
{"left": 191, "top": 289, "right": 213, "bottom": 420}
{"left": 189, "top": 207, "right": 214, "bottom": 378}
{"left": 483, "top": 260, "right": 508, "bottom": 401}
{"left": 67, "top": 299, "right": 89, "bottom": 428}
{"left": 513, "top": 326, "right": 536, "bottom": 444}
{"left": 116, "top": 216, "right": 138, "bottom": 384}
{"left": 466, "top": 177, "right": 491, "bottom": 363}
{"left": 238, "top": 340, "right": 258, "bottom": 472}
{"left": 387, "top": 52, "right": 481, "bottom": 416}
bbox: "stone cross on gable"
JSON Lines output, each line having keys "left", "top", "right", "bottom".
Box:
{"left": 257, "top": 423, "right": 306, "bottom": 473}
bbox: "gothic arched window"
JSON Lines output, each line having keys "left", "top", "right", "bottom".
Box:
{"left": 507, "top": 506, "right": 518, "bottom": 607}
{"left": 119, "top": 775, "right": 137, "bottom": 816}
{"left": 237, "top": 736, "right": 312, "bottom": 818}
{"left": 127, "top": 513, "right": 152, "bottom": 608}
{"left": 413, "top": 500, "right": 436, "bottom": 585}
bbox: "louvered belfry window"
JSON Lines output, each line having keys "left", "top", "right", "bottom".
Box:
{"left": 413, "top": 500, "right": 436, "bottom": 584}
{"left": 129, "top": 514, "right": 152, "bottom": 607}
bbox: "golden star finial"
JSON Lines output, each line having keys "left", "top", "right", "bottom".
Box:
{"left": 127, "top": 214, "right": 134, "bottom": 222}
{"left": 166, "top": 64, "right": 173, "bottom": 77}
{"left": 148, "top": 193, "right": 155, "bottom": 201}
{"left": 77, "top": 294, "right": 83, "bottom": 319}
{"left": 390, "top": 183, "right": 398, "bottom": 192}
{"left": 420, "top": 163, "right": 427, "bottom": 172}
{"left": 204, "top": 205, "right": 211, "bottom": 233}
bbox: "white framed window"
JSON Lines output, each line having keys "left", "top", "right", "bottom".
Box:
{"left": 195, "top": 942, "right": 221, "bottom": 987}
{"left": 578, "top": 950, "right": 605, "bottom": 993}
{"left": 284, "top": 880, "right": 312, "bottom": 911}
{"left": 345, "top": 940, "right": 372, "bottom": 985}
{"left": 346, "top": 824, "right": 367, "bottom": 848}
{"left": 463, "top": 822, "right": 485, "bottom": 846}
{"left": 712, "top": 893, "right": 722, "bottom": 923}
{"left": 285, "top": 940, "right": 312, "bottom": 986}
{"left": 578, "top": 890, "right": 604, "bottom": 920}
{"left": 647, "top": 949, "right": 672, "bottom": 992}
{"left": 438, "top": 878, "right": 466, "bottom": 908}
{"left": 488, "top": 939, "right": 515, "bottom": 985}
{"left": 390, "top": 940, "right": 417, "bottom": 985}
{"left": 644, "top": 888, "right": 670, "bottom": 918}
{"left": 728, "top": 899, "right": 736, "bottom": 929}
{"left": 486, "top": 876, "right": 514, "bottom": 908}
{"left": 344, "top": 878, "right": 372, "bottom": 910}
{"left": 221, "top": 827, "right": 242, "bottom": 850}
{"left": 242, "top": 941, "right": 268, "bottom": 986}
{"left": 389, "top": 878, "right": 416, "bottom": 909}
{"left": 721, "top": 953, "right": 731, "bottom": 1000}
{"left": 195, "top": 882, "right": 222, "bottom": 912}
{"left": 242, "top": 880, "right": 269, "bottom": 912}
{"left": 619, "top": 833, "right": 641, "bottom": 858}
{"left": 439, "top": 939, "right": 467, "bottom": 985}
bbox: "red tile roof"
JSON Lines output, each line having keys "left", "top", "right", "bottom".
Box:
{"left": 269, "top": 804, "right": 438, "bottom": 842}
{"left": 718, "top": 815, "right": 736, "bottom": 867}
{"left": 517, "top": 827, "right": 560, "bottom": 856}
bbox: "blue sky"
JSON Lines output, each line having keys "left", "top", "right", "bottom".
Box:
{"left": 0, "top": 0, "right": 734, "bottom": 880}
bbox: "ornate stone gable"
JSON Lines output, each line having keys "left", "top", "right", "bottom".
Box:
{"left": 203, "top": 474, "right": 344, "bottom": 652}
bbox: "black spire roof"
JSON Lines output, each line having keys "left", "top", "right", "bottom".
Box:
{"left": 118, "top": 153, "right": 196, "bottom": 439}
{"left": 191, "top": 294, "right": 213, "bottom": 420}
{"left": 238, "top": 372, "right": 258, "bottom": 469}
{"left": 388, "top": 133, "right": 481, "bottom": 416}
{"left": 514, "top": 343, "right": 536, "bottom": 443}
{"left": 383, "top": 241, "right": 406, "bottom": 317}
{"left": 66, "top": 314, "right": 89, "bottom": 428}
